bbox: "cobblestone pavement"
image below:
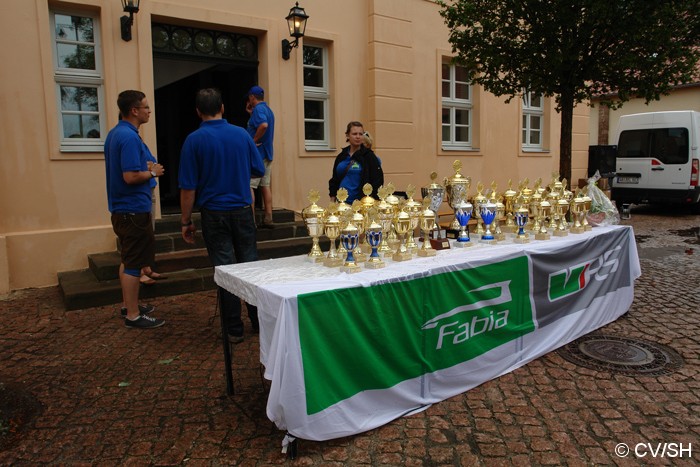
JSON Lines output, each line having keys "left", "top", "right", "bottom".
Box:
{"left": 0, "top": 205, "right": 698, "bottom": 466}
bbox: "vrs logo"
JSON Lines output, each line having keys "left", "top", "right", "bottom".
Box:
{"left": 421, "top": 281, "right": 511, "bottom": 350}
{"left": 548, "top": 246, "right": 622, "bottom": 301}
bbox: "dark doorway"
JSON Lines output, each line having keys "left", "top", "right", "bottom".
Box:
{"left": 153, "top": 61, "right": 257, "bottom": 211}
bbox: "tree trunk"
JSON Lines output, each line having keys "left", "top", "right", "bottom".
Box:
{"left": 558, "top": 92, "right": 574, "bottom": 184}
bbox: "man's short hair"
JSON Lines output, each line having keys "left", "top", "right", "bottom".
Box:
{"left": 196, "top": 88, "right": 223, "bottom": 117}
{"left": 117, "top": 90, "right": 146, "bottom": 118}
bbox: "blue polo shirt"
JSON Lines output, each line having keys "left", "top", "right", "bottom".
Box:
{"left": 104, "top": 120, "right": 152, "bottom": 213}
{"left": 247, "top": 101, "right": 275, "bottom": 161}
{"left": 179, "top": 119, "right": 265, "bottom": 210}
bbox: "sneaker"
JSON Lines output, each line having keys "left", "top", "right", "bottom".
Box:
{"left": 120, "top": 303, "right": 155, "bottom": 318}
{"left": 228, "top": 334, "right": 244, "bottom": 344}
{"left": 125, "top": 314, "right": 165, "bottom": 329}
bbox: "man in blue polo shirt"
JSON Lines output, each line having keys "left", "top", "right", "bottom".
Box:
{"left": 246, "top": 85, "right": 275, "bottom": 227}
{"left": 179, "top": 88, "right": 265, "bottom": 344}
{"left": 104, "top": 90, "right": 165, "bottom": 329}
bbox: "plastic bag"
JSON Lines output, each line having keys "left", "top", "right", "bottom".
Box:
{"left": 585, "top": 171, "right": 620, "bottom": 226}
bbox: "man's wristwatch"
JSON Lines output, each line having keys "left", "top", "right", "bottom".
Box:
{"left": 150, "top": 170, "right": 157, "bottom": 178}
{"left": 181, "top": 220, "right": 193, "bottom": 227}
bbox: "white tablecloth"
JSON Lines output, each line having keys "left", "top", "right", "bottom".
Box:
{"left": 215, "top": 225, "right": 641, "bottom": 440}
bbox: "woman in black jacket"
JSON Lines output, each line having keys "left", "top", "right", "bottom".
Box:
{"left": 328, "top": 121, "right": 384, "bottom": 203}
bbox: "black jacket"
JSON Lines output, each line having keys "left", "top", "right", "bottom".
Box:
{"left": 328, "top": 145, "right": 384, "bottom": 199}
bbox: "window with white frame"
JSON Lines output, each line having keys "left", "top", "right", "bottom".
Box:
{"left": 303, "top": 44, "right": 330, "bottom": 148}
{"left": 441, "top": 61, "right": 472, "bottom": 150}
{"left": 51, "top": 11, "right": 105, "bottom": 152}
{"left": 522, "top": 91, "right": 544, "bottom": 150}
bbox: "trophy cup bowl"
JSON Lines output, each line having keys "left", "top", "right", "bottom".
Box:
{"left": 340, "top": 224, "right": 362, "bottom": 273}
{"left": 418, "top": 206, "right": 437, "bottom": 257}
{"left": 454, "top": 202, "right": 473, "bottom": 248}
{"left": 364, "top": 223, "right": 386, "bottom": 269}
{"left": 480, "top": 202, "right": 497, "bottom": 244}
{"left": 392, "top": 211, "right": 413, "bottom": 262}
{"left": 553, "top": 199, "right": 569, "bottom": 237}
{"left": 570, "top": 198, "right": 585, "bottom": 234}
{"left": 302, "top": 191, "right": 326, "bottom": 263}
{"left": 421, "top": 185, "right": 449, "bottom": 250}
{"left": 323, "top": 215, "right": 344, "bottom": 267}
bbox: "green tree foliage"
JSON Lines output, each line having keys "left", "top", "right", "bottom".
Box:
{"left": 438, "top": 0, "right": 700, "bottom": 182}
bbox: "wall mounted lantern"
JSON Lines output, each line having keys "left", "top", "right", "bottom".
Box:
{"left": 120, "top": 0, "right": 141, "bottom": 42}
{"left": 281, "top": 2, "right": 309, "bottom": 60}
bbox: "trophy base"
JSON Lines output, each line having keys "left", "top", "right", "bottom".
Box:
{"left": 570, "top": 226, "right": 585, "bottom": 234}
{"left": 503, "top": 225, "right": 517, "bottom": 234}
{"left": 480, "top": 237, "right": 497, "bottom": 244}
{"left": 534, "top": 232, "right": 551, "bottom": 241}
{"left": 353, "top": 252, "right": 367, "bottom": 262}
{"left": 495, "top": 233, "right": 506, "bottom": 241}
{"left": 323, "top": 257, "right": 344, "bottom": 267}
{"left": 454, "top": 240, "right": 474, "bottom": 248}
{"left": 341, "top": 264, "right": 362, "bottom": 274}
{"left": 365, "top": 259, "right": 386, "bottom": 269}
{"left": 392, "top": 251, "right": 413, "bottom": 262}
{"left": 307, "top": 254, "right": 325, "bottom": 263}
{"left": 513, "top": 236, "right": 530, "bottom": 244}
{"left": 418, "top": 248, "right": 437, "bottom": 257}
{"left": 553, "top": 230, "right": 568, "bottom": 237}
{"left": 430, "top": 238, "right": 451, "bottom": 250}
{"left": 584, "top": 225, "right": 592, "bottom": 231}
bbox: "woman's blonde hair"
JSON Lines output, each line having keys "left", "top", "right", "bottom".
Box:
{"left": 362, "top": 131, "right": 373, "bottom": 149}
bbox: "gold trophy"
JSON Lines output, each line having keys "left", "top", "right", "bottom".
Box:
{"left": 376, "top": 186, "right": 395, "bottom": 256}
{"left": 570, "top": 191, "right": 585, "bottom": 234}
{"left": 489, "top": 182, "right": 506, "bottom": 241}
{"left": 520, "top": 178, "right": 533, "bottom": 231}
{"left": 301, "top": 189, "right": 325, "bottom": 262}
{"left": 503, "top": 179, "right": 517, "bottom": 233}
{"left": 350, "top": 201, "right": 367, "bottom": 262}
{"left": 529, "top": 187, "right": 542, "bottom": 234}
{"left": 444, "top": 160, "right": 471, "bottom": 232}
{"left": 335, "top": 188, "right": 353, "bottom": 259}
{"left": 392, "top": 202, "right": 413, "bottom": 262}
{"left": 581, "top": 189, "right": 593, "bottom": 231}
{"left": 359, "top": 183, "right": 377, "bottom": 253}
{"left": 553, "top": 198, "right": 569, "bottom": 237}
{"left": 535, "top": 200, "right": 552, "bottom": 240}
{"left": 418, "top": 198, "right": 437, "bottom": 257}
{"left": 385, "top": 183, "right": 401, "bottom": 251}
{"left": 404, "top": 185, "right": 422, "bottom": 254}
{"left": 472, "top": 182, "right": 487, "bottom": 237}
{"left": 323, "top": 203, "right": 344, "bottom": 267}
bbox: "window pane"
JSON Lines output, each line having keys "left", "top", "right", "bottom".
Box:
{"left": 522, "top": 115, "right": 528, "bottom": 131}
{"left": 442, "top": 64, "right": 450, "bottom": 80}
{"left": 305, "top": 122, "right": 324, "bottom": 141}
{"left": 304, "top": 68, "right": 324, "bottom": 88}
{"left": 60, "top": 86, "right": 99, "bottom": 111}
{"left": 442, "top": 81, "right": 450, "bottom": 98}
{"left": 442, "top": 108, "right": 450, "bottom": 124}
{"left": 304, "top": 100, "right": 324, "bottom": 120}
{"left": 530, "top": 131, "right": 540, "bottom": 145}
{"left": 62, "top": 114, "right": 100, "bottom": 138}
{"left": 55, "top": 15, "right": 94, "bottom": 42}
{"left": 531, "top": 116, "right": 541, "bottom": 131}
{"left": 522, "top": 129, "right": 527, "bottom": 144}
{"left": 455, "top": 126, "right": 469, "bottom": 142}
{"left": 57, "top": 43, "right": 96, "bottom": 70}
{"left": 530, "top": 94, "right": 542, "bottom": 108}
{"left": 442, "top": 125, "right": 450, "bottom": 142}
{"left": 303, "top": 46, "right": 323, "bottom": 66}
{"left": 455, "top": 66, "right": 468, "bottom": 83}
{"left": 455, "top": 83, "right": 469, "bottom": 100}
{"left": 455, "top": 109, "right": 469, "bottom": 125}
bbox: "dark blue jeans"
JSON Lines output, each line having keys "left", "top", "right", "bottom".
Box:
{"left": 200, "top": 207, "right": 259, "bottom": 336}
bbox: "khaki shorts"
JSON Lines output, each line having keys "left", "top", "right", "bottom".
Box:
{"left": 250, "top": 158, "right": 272, "bottom": 188}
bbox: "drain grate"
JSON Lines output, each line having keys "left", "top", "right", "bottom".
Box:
{"left": 557, "top": 334, "right": 683, "bottom": 376}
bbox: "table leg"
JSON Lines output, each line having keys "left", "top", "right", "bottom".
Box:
{"left": 218, "top": 288, "right": 235, "bottom": 395}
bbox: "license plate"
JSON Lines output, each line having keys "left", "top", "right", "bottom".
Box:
{"left": 617, "top": 176, "right": 639, "bottom": 184}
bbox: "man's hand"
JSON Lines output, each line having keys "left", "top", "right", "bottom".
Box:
{"left": 182, "top": 222, "right": 196, "bottom": 244}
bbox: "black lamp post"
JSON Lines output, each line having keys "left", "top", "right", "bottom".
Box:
{"left": 120, "top": 0, "right": 141, "bottom": 42}
{"left": 281, "top": 2, "right": 309, "bottom": 60}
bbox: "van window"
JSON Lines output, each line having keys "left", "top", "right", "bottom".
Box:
{"left": 618, "top": 128, "right": 688, "bottom": 164}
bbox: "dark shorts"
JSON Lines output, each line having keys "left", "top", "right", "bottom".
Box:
{"left": 111, "top": 212, "right": 155, "bottom": 270}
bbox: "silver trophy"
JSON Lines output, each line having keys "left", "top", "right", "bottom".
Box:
{"left": 421, "top": 172, "right": 449, "bottom": 250}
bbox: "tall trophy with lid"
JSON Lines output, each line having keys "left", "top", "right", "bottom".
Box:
{"left": 376, "top": 186, "right": 395, "bottom": 255}
{"left": 421, "top": 172, "right": 449, "bottom": 250}
{"left": 364, "top": 217, "right": 386, "bottom": 269}
{"left": 503, "top": 180, "right": 518, "bottom": 233}
{"left": 323, "top": 203, "right": 344, "bottom": 267}
{"left": 404, "top": 185, "right": 422, "bottom": 254}
{"left": 340, "top": 218, "right": 361, "bottom": 273}
{"left": 418, "top": 199, "right": 437, "bottom": 257}
{"left": 301, "top": 189, "right": 325, "bottom": 262}
{"left": 335, "top": 188, "right": 353, "bottom": 259}
{"left": 535, "top": 199, "right": 552, "bottom": 240}
{"left": 444, "top": 160, "right": 471, "bottom": 232}
{"left": 359, "top": 183, "right": 377, "bottom": 252}
{"left": 472, "top": 182, "right": 487, "bottom": 237}
{"left": 480, "top": 199, "right": 497, "bottom": 244}
{"left": 454, "top": 199, "right": 474, "bottom": 248}
{"left": 392, "top": 202, "right": 413, "bottom": 262}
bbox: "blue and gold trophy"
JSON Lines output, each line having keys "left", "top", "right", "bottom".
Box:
{"left": 480, "top": 200, "right": 497, "bottom": 244}
{"left": 513, "top": 205, "right": 530, "bottom": 244}
{"left": 454, "top": 200, "right": 473, "bottom": 248}
{"left": 340, "top": 220, "right": 361, "bottom": 273}
{"left": 364, "top": 219, "right": 386, "bottom": 269}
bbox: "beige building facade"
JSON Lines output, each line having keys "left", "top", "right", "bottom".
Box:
{"left": 0, "top": 0, "right": 590, "bottom": 293}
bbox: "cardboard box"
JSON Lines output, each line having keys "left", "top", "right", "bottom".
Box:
{"left": 578, "top": 177, "right": 610, "bottom": 190}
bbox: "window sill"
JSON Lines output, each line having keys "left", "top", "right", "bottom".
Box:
{"left": 304, "top": 147, "right": 337, "bottom": 153}
{"left": 520, "top": 148, "right": 550, "bottom": 155}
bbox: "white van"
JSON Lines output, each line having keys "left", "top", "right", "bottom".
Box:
{"left": 612, "top": 111, "right": 700, "bottom": 210}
